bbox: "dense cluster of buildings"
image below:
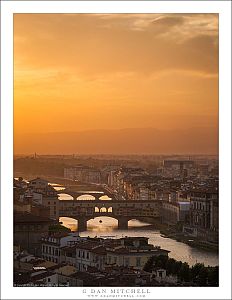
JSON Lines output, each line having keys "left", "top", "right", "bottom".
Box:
{"left": 14, "top": 250, "right": 178, "bottom": 287}
{"left": 64, "top": 165, "right": 101, "bottom": 183}
{"left": 13, "top": 177, "right": 171, "bottom": 287}
{"left": 13, "top": 157, "right": 219, "bottom": 286}
{"left": 14, "top": 232, "right": 170, "bottom": 286}
{"left": 107, "top": 159, "right": 219, "bottom": 242}
{"left": 41, "top": 235, "right": 169, "bottom": 271}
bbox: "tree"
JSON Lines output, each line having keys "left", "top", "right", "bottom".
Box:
{"left": 173, "top": 260, "right": 183, "bottom": 274}
{"left": 143, "top": 256, "right": 154, "bottom": 272}
{"left": 207, "top": 266, "right": 219, "bottom": 286}
{"left": 197, "top": 267, "right": 208, "bottom": 286}
{"left": 178, "top": 262, "right": 190, "bottom": 282}
{"left": 143, "top": 255, "right": 168, "bottom": 272}
{"left": 49, "top": 224, "right": 71, "bottom": 233}
{"left": 165, "top": 258, "right": 177, "bottom": 275}
{"left": 155, "top": 255, "right": 168, "bottom": 268}
{"left": 191, "top": 263, "right": 205, "bottom": 283}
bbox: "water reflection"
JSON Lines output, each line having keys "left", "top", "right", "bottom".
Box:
{"left": 50, "top": 183, "right": 65, "bottom": 191}
{"left": 77, "top": 195, "right": 95, "bottom": 200}
{"left": 57, "top": 183, "right": 218, "bottom": 267}
{"left": 59, "top": 216, "right": 219, "bottom": 267}
{"left": 58, "top": 193, "right": 73, "bottom": 200}
{"left": 99, "top": 195, "right": 112, "bottom": 200}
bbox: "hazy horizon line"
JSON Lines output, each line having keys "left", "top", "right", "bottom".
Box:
{"left": 15, "top": 126, "right": 218, "bottom": 136}
{"left": 14, "top": 153, "right": 219, "bottom": 156}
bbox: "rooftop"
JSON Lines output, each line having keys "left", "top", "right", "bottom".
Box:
{"left": 14, "top": 212, "right": 56, "bottom": 224}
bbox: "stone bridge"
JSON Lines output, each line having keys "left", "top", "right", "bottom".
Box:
{"left": 57, "top": 188, "right": 115, "bottom": 201}
{"left": 58, "top": 200, "right": 161, "bottom": 231}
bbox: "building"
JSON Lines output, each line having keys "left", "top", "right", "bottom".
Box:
{"left": 28, "top": 178, "right": 50, "bottom": 194}
{"left": 14, "top": 212, "right": 57, "bottom": 256}
{"left": 64, "top": 165, "right": 101, "bottom": 183}
{"left": 14, "top": 177, "right": 59, "bottom": 220}
{"left": 41, "top": 196, "right": 59, "bottom": 220}
{"left": 75, "top": 239, "right": 107, "bottom": 271}
{"left": 106, "top": 237, "right": 169, "bottom": 270}
{"left": 42, "top": 236, "right": 169, "bottom": 273}
{"left": 14, "top": 256, "right": 82, "bottom": 287}
{"left": 186, "top": 189, "right": 219, "bottom": 241}
{"left": 161, "top": 201, "right": 190, "bottom": 225}
{"left": 163, "top": 160, "right": 195, "bottom": 169}
{"left": 41, "top": 233, "right": 84, "bottom": 263}
{"left": 14, "top": 199, "right": 50, "bottom": 218}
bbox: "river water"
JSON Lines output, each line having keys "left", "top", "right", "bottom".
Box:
{"left": 55, "top": 185, "right": 219, "bottom": 267}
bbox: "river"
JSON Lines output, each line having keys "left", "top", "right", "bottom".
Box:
{"left": 54, "top": 185, "right": 219, "bottom": 267}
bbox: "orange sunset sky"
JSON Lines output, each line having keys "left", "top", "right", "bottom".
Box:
{"left": 14, "top": 14, "right": 218, "bottom": 155}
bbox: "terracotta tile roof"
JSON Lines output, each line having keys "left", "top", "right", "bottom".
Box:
{"left": 45, "top": 232, "right": 70, "bottom": 238}
{"left": 76, "top": 241, "right": 100, "bottom": 250}
{"left": 31, "top": 271, "right": 55, "bottom": 282}
{"left": 91, "top": 246, "right": 107, "bottom": 255}
{"left": 61, "top": 245, "right": 76, "bottom": 254}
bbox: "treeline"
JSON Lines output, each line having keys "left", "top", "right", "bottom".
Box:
{"left": 143, "top": 255, "right": 219, "bottom": 286}
{"left": 49, "top": 224, "right": 71, "bottom": 233}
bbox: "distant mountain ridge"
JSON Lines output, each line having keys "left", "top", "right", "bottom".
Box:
{"left": 14, "top": 127, "right": 218, "bottom": 155}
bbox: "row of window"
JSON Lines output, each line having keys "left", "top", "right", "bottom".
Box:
{"left": 77, "top": 250, "right": 90, "bottom": 259}
{"left": 191, "top": 201, "right": 209, "bottom": 211}
{"left": 108, "top": 256, "right": 141, "bottom": 267}
{"left": 42, "top": 245, "right": 59, "bottom": 256}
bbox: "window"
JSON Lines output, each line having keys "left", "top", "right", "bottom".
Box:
{"left": 78, "top": 251, "right": 81, "bottom": 257}
{"left": 136, "top": 257, "right": 141, "bottom": 267}
{"left": 125, "top": 258, "right": 130, "bottom": 266}
{"left": 47, "top": 278, "right": 51, "bottom": 282}
{"left": 86, "top": 252, "right": 89, "bottom": 259}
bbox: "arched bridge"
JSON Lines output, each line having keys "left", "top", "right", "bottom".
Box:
{"left": 58, "top": 200, "right": 161, "bottom": 231}
{"left": 57, "top": 189, "right": 115, "bottom": 200}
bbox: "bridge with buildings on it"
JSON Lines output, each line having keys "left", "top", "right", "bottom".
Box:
{"left": 58, "top": 199, "right": 161, "bottom": 231}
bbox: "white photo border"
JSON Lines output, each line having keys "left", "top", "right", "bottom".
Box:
{"left": 1, "top": 1, "right": 231, "bottom": 299}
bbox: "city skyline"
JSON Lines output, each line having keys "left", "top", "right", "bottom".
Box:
{"left": 14, "top": 13, "right": 218, "bottom": 154}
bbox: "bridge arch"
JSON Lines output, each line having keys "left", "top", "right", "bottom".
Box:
{"left": 76, "top": 194, "right": 96, "bottom": 201}
{"left": 58, "top": 193, "right": 74, "bottom": 200}
{"left": 87, "top": 216, "right": 118, "bottom": 230}
{"left": 99, "top": 195, "right": 112, "bottom": 200}
{"left": 128, "top": 218, "right": 152, "bottom": 228}
{"left": 59, "top": 216, "right": 77, "bottom": 231}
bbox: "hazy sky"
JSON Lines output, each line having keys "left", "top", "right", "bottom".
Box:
{"left": 14, "top": 14, "right": 218, "bottom": 154}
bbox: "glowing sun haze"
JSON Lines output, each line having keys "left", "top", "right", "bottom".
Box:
{"left": 14, "top": 13, "right": 218, "bottom": 154}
